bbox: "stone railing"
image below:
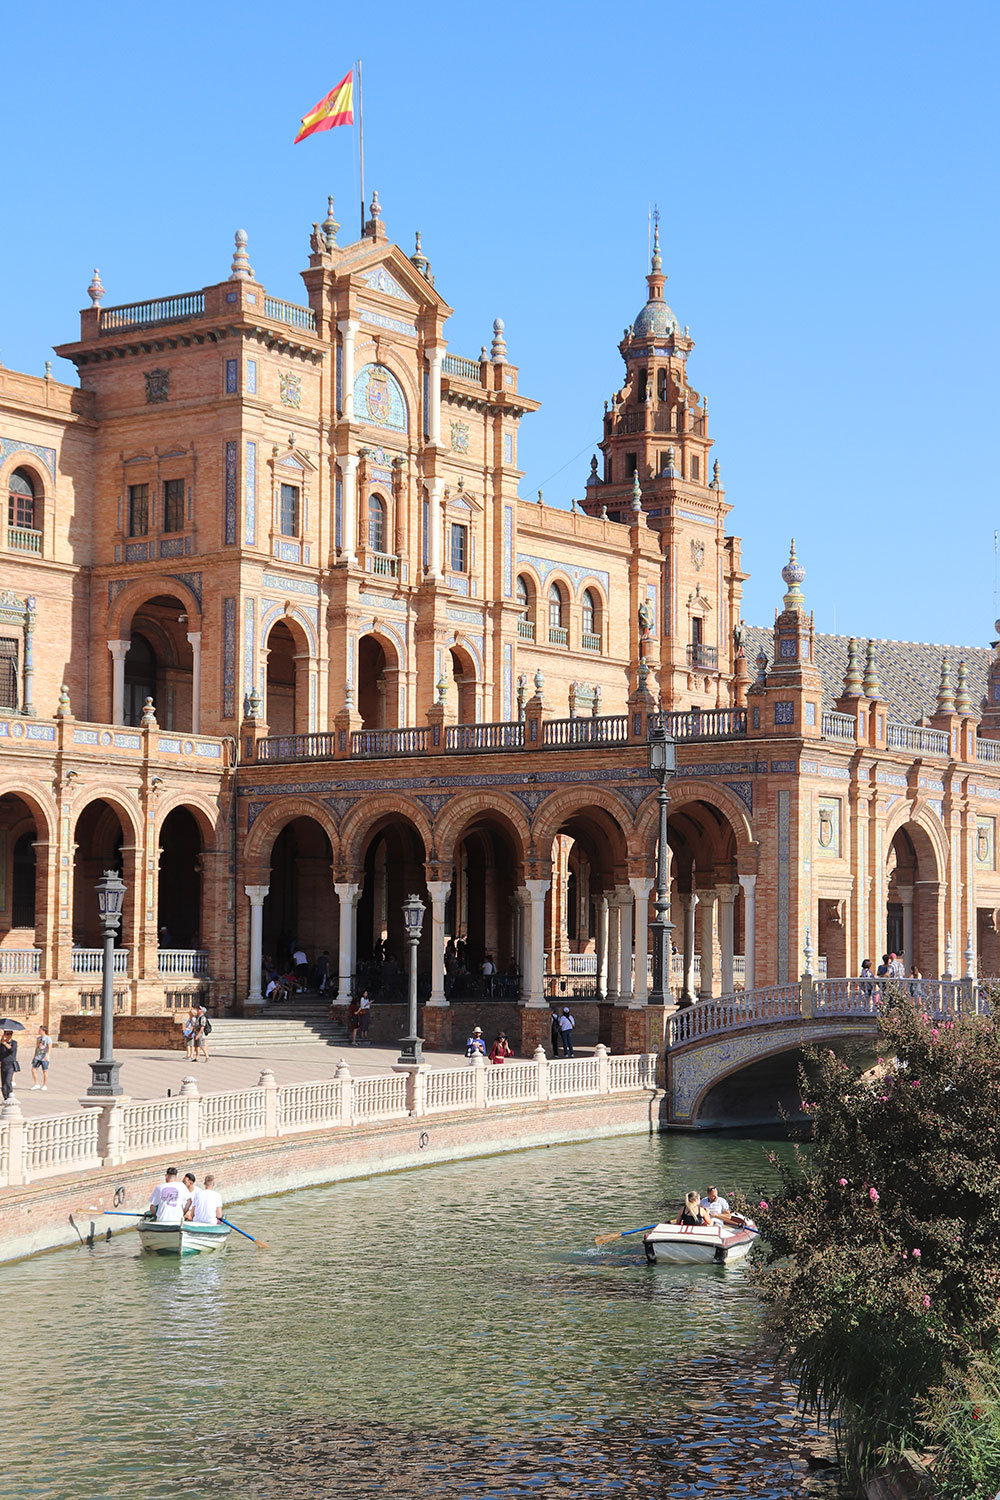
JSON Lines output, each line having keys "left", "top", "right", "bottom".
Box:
{"left": 445, "top": 722, "right": 525, "bottom": 752}
{"left": 0, "top": 1048, "right": 658, "bottom": 1187}
{"left": 517, "top": 619, "right": 535, "bottom": 640}
{"left": 157, "top": 949, "right": 210, "bottom": 977}
{"left": 977, "top": 736, "right": 1000, "bottom": 764}
{"left": 668, "top": 984, "right": 803, "bottom": 1046}
{"left": 542, "top": 715, "right": 628, "bottom": 747}
{"left": 887, "top": 721, "right": 950, "bottom": 756}
{"left": 71, "top": 948, "right": 129, "bottom": 975}
{"left": 442, "top": 353, "right": 483, "bottom": 382}
{"left": 351, "top": 727, "right": 429, "bottom": 757}
{"left": 659, "top": 708, "right": 747, "bottom": 741}
{"left": 100, "top": 291, "right": 205, "bottom": 333}
{"left": 822, "top": 709, "right": 856, "bottom": 741}
{"left": 263, "top": 295, "right": 317, "bottom": 332}
{"left": 8, "top": 526, "right": 42, "bottom": 554}
{"left": 367, "top": 551, "right": 399, "bottom": 579}
{"left": 256, "top": 732, "right": 336, "bottom": 763}
{"left": 0, "top": 949, "right": 41, "bottom": 978}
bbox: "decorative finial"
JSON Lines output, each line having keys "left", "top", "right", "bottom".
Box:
{"left": 44, "top": 360, "right": 52, "bottom": 379}
{"left": 600, "top": 505, "right": 609, "bottom": 520}
{"left": 803, "top": 926, "right": 814, "bottom": 977}
{"left": 480, "top": 345, "right": 488, "bottom": 362}
{"left": 587, "top": 455, "right": 600, "bottom": 487}
{"left": 247, "top": 688, "right": 262, "bottom": 719}
{"left": 533, "top": 668, "right": 544, "bottom": 695}
{"left": 781, "top": 538, "right": 806, "bottom": 611}
{"left": 755, "top": 647, "right": 769, "bottom": 681}
{"left": 650, "top": 207, "right": 662, "bottom": 273}
{"left": 709, "top": 458, "right": 721, "bottom": 489}
{"left": 56, "top": 684, "right": 71, "bottom": 718}
{"left": 410, "top": 230, "right": 429, "bottom": 277}
{"left": 631, "top": 470, "right": 642, "bottom": 513}
{"left": 369, "top": 189, "right": 381, "bottom": 221}
{"left": 436, "top": 673, "right": 448, "bottom": 704}
{"left": 637, "top": 657, "right": 650, "bottom": 690}
{"left": 537, "top": 489, "right": 544, "bottom": 506}
{"left": 322, "top": 196, "right": 339, "bottom": 249}
{"left": 230, "top": 229, "right": 253, "bottom": 281}
{"left": 663, "top": 446, "right": 677, "bottom": 477}
{"left": 956, "top": 660, "right": 973, "bottom": 714}
{"left": 862, "top": 640, "right": 882, "bottom": 700}
{"left": 936, "top": 657, "right": 956, "bottom": 714}
{"left": 491, "top": 317, "right": 507, "bottom": 362}
{"left": 87, "top": 269, "right": 105, "bottom": 306}
{"left": 140, "top": 696, "right": 158, "bottom": 728}
{"left": 843, "top": 638, "right": 864, "bottom": 696}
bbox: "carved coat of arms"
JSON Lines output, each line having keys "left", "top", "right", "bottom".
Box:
{"left": 818, "top": 807, "right": 835, "bottom": 849}
{"left": 451, "top": 420, "right": 470, "bottom": 453}
{"left": 691, "top": 539, "right": 705, "bottom": 571}
{"left": 144, "top": 369, "right": 169, "bottom": 403}
{"left": 279, "top": 372, "right": 302, "bottom": 408}
{"left": 977, "top": 824, "right": 993, "bottom": 864}
{"left": 367, "top": 371, "right": 391, "bottom": 423}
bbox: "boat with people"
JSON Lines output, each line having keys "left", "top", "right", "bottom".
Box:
{"left": 136, "top": 1216, "right": 232, "bottom": 1257}
{"left": 642, "top": 1218, "right": 757, "bottom": 1266}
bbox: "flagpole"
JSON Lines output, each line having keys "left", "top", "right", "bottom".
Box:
{"left": 357, "top": 58, "right": 365, "bottom": 238}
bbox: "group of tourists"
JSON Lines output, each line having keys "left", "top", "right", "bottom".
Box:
{"left": 675, "top": 1185, "right": 746, "bottom": 1228}
{"left": 181, "top": 1006, "right": 212, "bottom": 1062}
{"left": 464, "top": 1026, "right": 513, "bottom": 1064}
{"left": 859, "top": 953, "right": 922, "bottom": 991}
{"left": 1, "top": 1025, "right": 53, "bottom": 1101}
{"left": 347, "top": 990, "right": 371, "bottom": 1045}
{"left": 148, "top": 1165, "right": 224, "bottom": 1224}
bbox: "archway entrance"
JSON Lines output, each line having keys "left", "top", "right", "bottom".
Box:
{"left": 124, "top": 595, "right": 194, "bottom": 730}
{"left": 158, "top": 807, "right": 203, "bottom": 949}
{"left": 547, "top": 806, "right": 629, "bottom": 1000}
{"left": 0, "top": 794, "right": 42, "bottom": 947}
{"left": 357, "top": 819, "right": 428, "bottom": 997}
{"left": 450, "top": 646, "right": 477, "bottom": 724}
{"left": 357, "top": 634, "right": 401, "bottom": 730}
{"left": 668, "top": 798, "right": 743, "bottom": 1001}
{"left": 886, "top": 822, "right": 942, "bottom": 976}
{"left": 265, "top": 621, "right": 299, "bottom": 736}
{"left": 449, "top": 815, "right": 522, "bottom": 995}
{"left": 264, "top": 817, "right": 334, "bottom": 977}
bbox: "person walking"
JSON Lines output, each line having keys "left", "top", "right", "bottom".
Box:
{"left": 0, "top": 1030, "right": 18, "bottom": 1100}
{"left": 489, "top": 1031, "right": 512, "bottom": 1064}
{"left": 550, "top": 1008, "right": 561, "bottom": 1058}
{"left": 30, "top": 1025, "right": 52, "bottom": 1091}
{"left": 558, "top": 1006, "right": 576, "bottom": 1057}
{"left": 465, "top": 1026, "right": 487, "bottom": 1061}
{"left": 182, "top": 1008, "right": 197, "bottom": 1061}
{"left": 357, "top": 989, "right": 371, "bottom": 1043}
{"left": 348, "top": 994, "right": 362, "bottom": 1045}
{"left": 193, "top": 1005, "right": 211, "bottom": 1062}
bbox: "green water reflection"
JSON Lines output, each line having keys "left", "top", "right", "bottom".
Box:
{"left": 7, "top": 1133, "right": 849, "bottom": 1499}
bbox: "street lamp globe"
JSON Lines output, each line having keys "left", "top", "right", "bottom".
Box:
{"left": 402, "top": 893, "right": 426, "bottom": 940}
{"left": 95, "top": 868, "right": 126, "bottom": 931}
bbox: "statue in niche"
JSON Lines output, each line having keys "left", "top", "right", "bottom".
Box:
{"left": 638, "top": 600, "right": 653, "bottom": 639}
{"left": 733, "top": 619, "right": 746, "bottom": 659}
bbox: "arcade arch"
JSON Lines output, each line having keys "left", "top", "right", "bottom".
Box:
{"left": 72, "top": 798, "right": 139, "bottom": 962}
{"left": 263, "top": 815, "right": 335, "bottom": 973}
{"left": 357, "top": 632, "right": 402, "bottom": 730}
{"left": 157, "top": 806, "right": 203, "bottom": 949}
{"left": 886, "top": 817, "right": 944, "bottom": 976}
{"left": 665, "top": 792, "right": 746, "bottom": 1002}
{"left": 355, "top": 815, "right": 429, "bottom": 995}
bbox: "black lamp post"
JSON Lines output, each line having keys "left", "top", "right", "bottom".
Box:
{"left": 647, "top": 725, "right": 677, "bottom": 1008}
{"left": 87, "top": 868, "right": 127, "bottom": 1096}
{"left": 398, "top": 892, "right": 426, "bottom": 1065}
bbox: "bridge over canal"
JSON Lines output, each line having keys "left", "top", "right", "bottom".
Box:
{"left": 664, "top": 976, "right": 990, "bottom": 1128}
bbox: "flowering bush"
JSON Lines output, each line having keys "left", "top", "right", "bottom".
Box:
{"left": 749, "top": 991, "right": 1000, "bottom": 1490}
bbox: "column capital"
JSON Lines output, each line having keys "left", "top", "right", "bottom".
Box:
{"left": 525, "top": 878, "right": 550, "bottom": 898}
{"left": 425, "top": 879, "right": 452, "bottom": 902}
{"left": 107, "top": 638, "right": 129, "bottom": 660}
{"left": 738, "top": 872, "right": 757, "bottom": 894}
{"left": 337, "top": 317, "right": 360, "bottom": 337}
{"left": 244, "top": 883, "right": 269, "bottom": 906}
{"left": 340, "top": 452, "right": 360, "bottom": 473}
{"left": 334, "top": 880, "right": 361, "bottom": 902}
{"left": 896, "top": 884, "right": 914, "bottom": 904}
{"left": 716, "top": 882, "right": 740, "bottom": 904}
{"left": 681, "top": 890, "right": 700, "bottom": 910}
{"left": 594, "top": 892, "right": 609, "bottom": 911}
{"left": 186, "top": 629, "right": 202, "bottom": 647}
{"left": 629, "top": 876, "right": 654, "bottom": 898}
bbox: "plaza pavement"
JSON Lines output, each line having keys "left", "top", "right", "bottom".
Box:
{"left": 7, "top": 1036, "right": 594, "bottom": 1119}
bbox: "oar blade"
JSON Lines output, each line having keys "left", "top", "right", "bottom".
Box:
{"left": 594, "top": 1221, "right": 657, "bottom": 1246}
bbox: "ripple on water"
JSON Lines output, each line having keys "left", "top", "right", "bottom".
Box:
{"left": 3, "top": 1134, "right": 848, "bottom": 1500}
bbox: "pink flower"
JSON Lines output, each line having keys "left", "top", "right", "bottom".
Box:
{"left": 759, "top": 1201, "right": 769, "bottom": 1212}
{"left": 839, "top": 1178, "right": 848, "bottom": 1187}
{"left": 911, "top": 1080, "right": 921, "bottom": 1087}
{"left": 931, "top": 1029, "right": 939, "bottom": 1042}
{"left": 912, "top": 1249, "right": 921, "bottom": 1258}
{"left": 880, "top": 1095, "right": 889, "bottom": 1102}
{"left": 923, "top": 1294, "right": 931, "bottom": 1308}
{"left": 869, "top": 1187, "right": 880, "bottom": 1204}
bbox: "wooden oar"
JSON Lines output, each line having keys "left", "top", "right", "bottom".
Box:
{"left": 221, "top": 1216, "right": 268, "bottom": 1250}
{"left": 91, "top": 1208, "right": 145, "bottom": 1216}
{"left": 594, "top": 1222, "right": 657, "bottom": 1246}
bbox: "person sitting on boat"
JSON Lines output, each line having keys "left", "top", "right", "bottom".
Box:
{"left": 675, "top": 1191, "right": 712, "bottom": 1227}
{"left": 149, "top": 1166, "right": 192, "bottom": 1223}
{"left": 190, "top": 1173, "right": 223, "bottom": 1225}
{"left": 701, "top": 1185, "right": 744, "bottom": 1226}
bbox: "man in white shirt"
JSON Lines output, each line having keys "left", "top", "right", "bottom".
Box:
{"left": 190, "top": 1173, "right": 224, "bottom": 1225}
{"left": 149, "top": 1167, "right": 192, "bottom": 1223}
{"left": 701, "top": 1185, "right": 731, "bottom": 1220}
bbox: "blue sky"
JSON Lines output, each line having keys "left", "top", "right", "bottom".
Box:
{"left": 2, "top": 1, "right": 997, "bottom": 646}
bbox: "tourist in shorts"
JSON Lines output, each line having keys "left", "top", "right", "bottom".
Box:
{"left": 30, "top": 1025, "right": 52, "bottom": 1091}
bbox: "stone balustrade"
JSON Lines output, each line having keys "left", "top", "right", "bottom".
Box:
{"left": 0, "top": 1047, "right": 659, "bottom": 1188}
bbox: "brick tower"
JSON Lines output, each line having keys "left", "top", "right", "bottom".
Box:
{"left": 580, "top": 214, "right": 746, "bottom": 710}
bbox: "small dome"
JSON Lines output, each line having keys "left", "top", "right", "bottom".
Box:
{"left": 633, "top": 297, "right": 679, "bottom": 338}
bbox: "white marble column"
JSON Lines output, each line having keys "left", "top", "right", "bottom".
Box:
{"left": 898, "top": 885, "right": 914, "bottom": 973}
{"left": 339, "top": 454, "right": 359, "bottom": 567}
{"left": 186, "top": 630, "right": 202, "bottom": 735}
{"left": 717, "top": 883, "right": 739, "bottom": 996}
{"left": 513, "top": 888, "right": 530, "bottom": 997}
{"left": 428, "top": 346, "right": 443, "bottom": 446}
{"left": 245, "top": 884, "right": 269, "bottom": 1008}
{"left": 338, "top": 318, "right": 359, "bottom": 422}
{"left": 595, "top": 893, "right": 609, "bottom": 999}
{"left": 108, "top": 639, "right": 128, "bottom": 725}
{"left": 425, "top": 879, "right": 452, "bottom": 1007}
{"left": 427, "top": 476, "right": 444, "bottom": 580}
{"left": 630, "top": 876, "right": 653, "bottom": 1004}
{"left": 681, "top": 891, "right": 699, "bottom": 1001}
{"left": 334, "top": 881, "right": 360, "bottom": 1006}
{"left": 524, "top": 878, "right": 550, "bottom": 1007}
{"left": 616, "top": 883, "right": 633, "bottom": 1006}
{"left": 606, "top": 890, "right": 620, "bottom": 1004}
{"left": 699, "top": 888, "right": 718, "bottom": 1001}
{"left": 738, "top": 874, "right": 757, "bottom": 990}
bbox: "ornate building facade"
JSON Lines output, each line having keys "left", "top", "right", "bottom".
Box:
{"left": 1, "top": 196, "right": 999, "bottom": 1053}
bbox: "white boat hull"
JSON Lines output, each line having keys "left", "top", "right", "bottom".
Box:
{"left": 642, "top": 1221, "right": 757, "bottom": 1266}
{"left": 137, "top": 1219, "right": 231, "bottom": 1256}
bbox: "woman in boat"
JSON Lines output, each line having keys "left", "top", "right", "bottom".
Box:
{"left": 675, "top": 1191, "right": 712, "bottom": 1227}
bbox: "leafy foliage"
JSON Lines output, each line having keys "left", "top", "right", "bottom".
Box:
{"left": 749, "top": 992, "right": 1000, "bottom": 1488}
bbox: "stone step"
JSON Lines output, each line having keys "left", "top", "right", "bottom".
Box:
{"left": 205, "top": 1019, "right": 349, "bottom": 1047}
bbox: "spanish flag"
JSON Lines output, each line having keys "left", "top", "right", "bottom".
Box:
{"left": 294, "top": 70, "right": 354, "bottom": 144}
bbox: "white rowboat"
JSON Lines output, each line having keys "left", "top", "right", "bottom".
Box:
{"left": 136, "top": 1218, "right": 231, "bottom": 1257}
{"left": 642, "top": 1220, "right": 757, "bottom": 1266}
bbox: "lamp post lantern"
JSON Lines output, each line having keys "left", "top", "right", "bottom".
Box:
{"left": 87, "top": 868, "right": 127, "bottom": 1096}
{"left": 398, "top": 892, "right": 426, "bottom": 1065}
{"left": 647, "top": 725, "right": 677, "bottom": 1008}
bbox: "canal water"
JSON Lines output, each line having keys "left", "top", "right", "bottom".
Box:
{"left": 5, "top": 1133, "right": 850, "bottom": 1500}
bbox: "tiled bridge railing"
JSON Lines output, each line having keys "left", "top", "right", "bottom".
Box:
{"left": 0, "top": 1047, "right": 658, "bottom": 1188}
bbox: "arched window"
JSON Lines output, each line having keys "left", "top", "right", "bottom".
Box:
{"left": 516, "top": 575, "right": 528, "bottom": 608}
{"left": 369, "top": 493, "right": 386, "bottom": 553}
{"left": 581, "top": 590, "right": 599, "bottom": 647}
{"left": 8, "top": 468, "right": 37, "bottom": 534}
{"left": 548, "top": 585, "right": 565, "bottom": 642}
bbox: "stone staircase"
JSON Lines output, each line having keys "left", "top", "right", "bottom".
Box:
{"left": 207, "top": 999, "right": 349, "bottom": 1049}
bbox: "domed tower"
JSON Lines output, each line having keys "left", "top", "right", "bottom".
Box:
{"left": 581, "top": 215, "right": 746, "bottom": 709}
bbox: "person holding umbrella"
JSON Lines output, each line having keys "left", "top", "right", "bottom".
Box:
{"left": 0, "top": 1021, "right": 22, "bottom": 1100}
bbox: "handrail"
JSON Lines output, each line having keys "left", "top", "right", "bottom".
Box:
{"left": 542, "top": 715, "right": 629, "bottom": 747}
{"left": 100, "top": 292, "right": 204, "bottom": 333}
{"left": 442, "top": 353, "right": 483, "bottom": 382}
{"left": 263, "top": 295, "right": 317, "bottom": 331}
{"left": 445, "top": 722, "right": 524, "bottom": 752}
{"left": 351, "top": 727, "right": 428, "bottom": 757}
{"left": 887, "top": 721, "right": 949, "bottom": 755}
{"left": 822, "top": 709, "right": 856, "bottom": 741}
{"left": 659, "top": 708, "right": 746, "bottom": 741}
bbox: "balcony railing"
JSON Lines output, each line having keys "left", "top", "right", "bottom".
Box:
{"left": 351, "top": 727, "right": 429, "bottom": 757}
{"left": 549, "top": 626, "right": 568, "bottom": 646}
{"left": 445, "top": 722, "right": 525, "bottom": 752}
{"left": 822, "top": 709, "right": 857, "bottom": 742}
{"left": 263, "top": 296, "right": 317, "bottom": 332}
{"left": 72, "top": 948, "right": 129, "bottom": 975}
{"left": 0, "top": 949, "right": 41, "bottom": 978}
{"left": 158, "top": 949, "right": 209, "bottom": 977}
{"left": 542, "top": 715, "right": 629, "bottom": 748}
{"left": 517, "top": 619, "right": 535, "bottom": 641}
{"left": 977, "top": 736, "right": 1000, "bottom": 764}
{"left": 442, "top": 353, "right": 483, "bottom": 382}
{"left": 659, "top": 708, "right": 747, "bottom": 741}
{"left": 257, "top": 733, "right": 336, "bottom": 763}
{"left": 686, "top": 643, "right": 719, "bottom": 670}
{"left": 100, "top": 292, "right": 205, "bottom": 334}
{"left": 581, "top": 632, "right": 601, "bottom": 652}
{"left": 8, "top": 527, "right": 41, "bottom": 554}
{"left": 367, "top": 552, "right": 399, "bottom": 578}
{"left": 887, "top": 721, "right": 949, "bottom": 756}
